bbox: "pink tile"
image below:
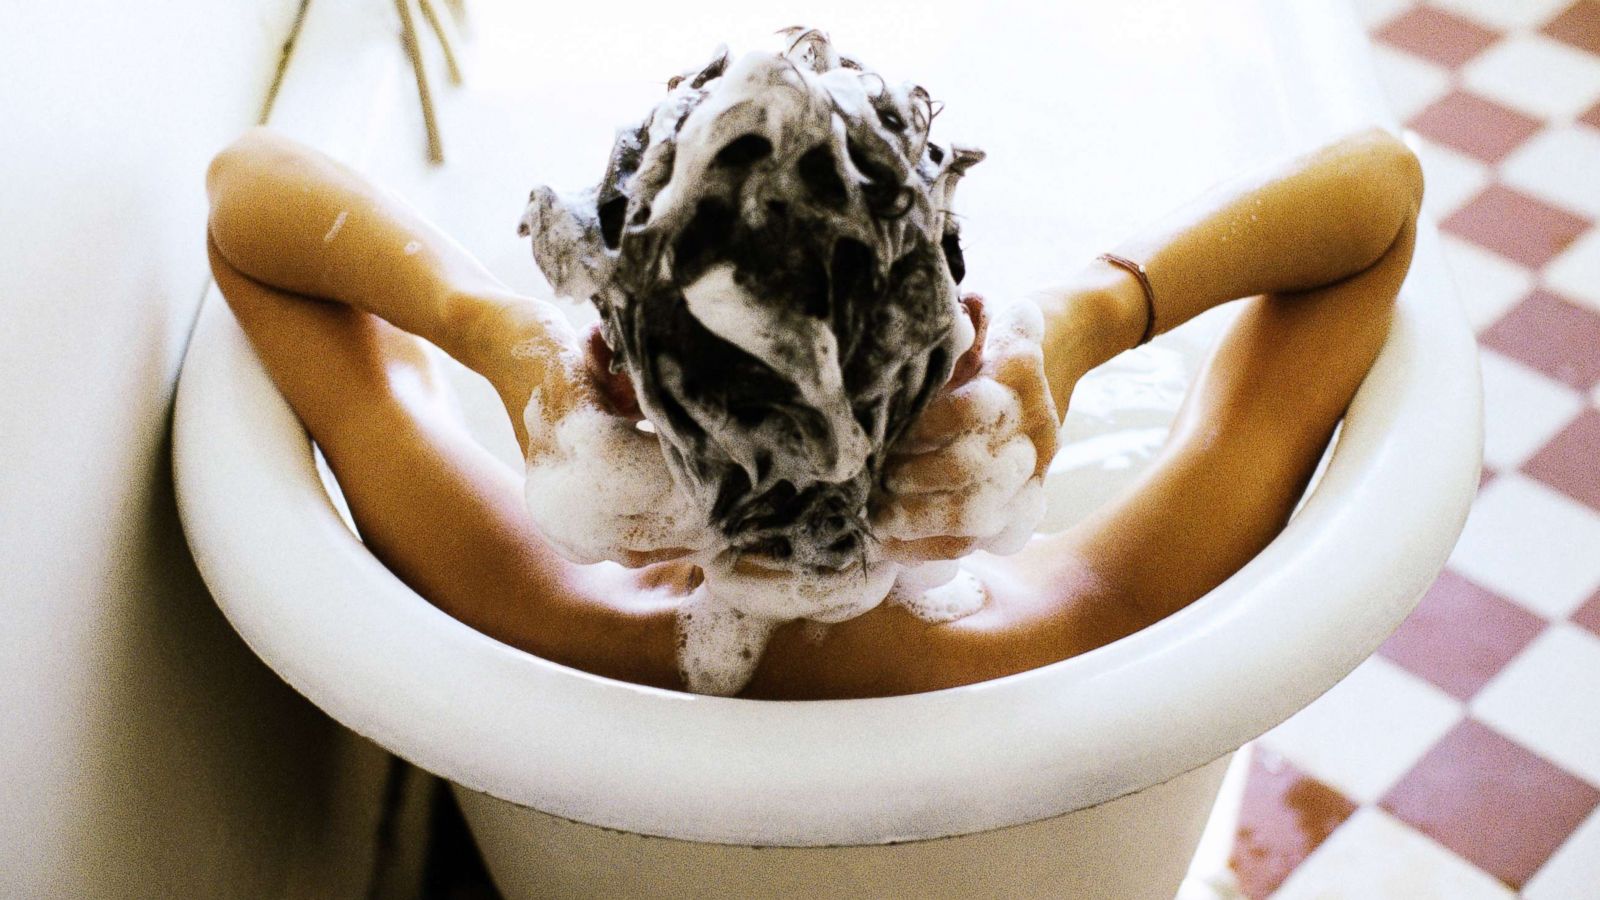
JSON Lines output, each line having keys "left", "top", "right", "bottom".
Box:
{"left": 1377, "top": 6, "right": 1501, "bottom": 67}
{"left": 1230, "top": 748, "right": 1358, "bottom": 899}
{"left": 1543, "top": 1, "right": 1600, "bottom": 56}
{"left": 1524, "top": 409, "right": 1600, "bottom": 510}
{"left": 1442, "top": 185, "right": 1593, "bottom": 267}
{"left": 1380, "top": 570, "right": 1547, "bottom": 700}
{"left": 1583, "top": 98, "right": 1600, "bottom": 130}
{"left": 1381, "top": 719, "right": 1600, "bottom": 889}
{"left": 1410, "top": 91, "right": 1544, "bottom": 164}
{"left": 1480, "top": 289, "right": 1600, "bottom": 391}
{"left": 1575, "top": 589, "right": 1600, "bottom": 637}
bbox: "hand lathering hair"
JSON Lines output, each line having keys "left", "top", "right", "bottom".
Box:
{"left": 521, "top": 27, "right": 982, "bottom": 573}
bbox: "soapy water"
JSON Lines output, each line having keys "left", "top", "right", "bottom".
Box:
{"left": 1038, "top": 338, "right": 1201, "bottom": 532}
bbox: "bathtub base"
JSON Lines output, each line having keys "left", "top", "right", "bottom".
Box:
{"left": 455, "top": 754, "right": 1231, "bottom": 900}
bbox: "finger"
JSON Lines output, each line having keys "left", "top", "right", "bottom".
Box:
{"left": 616, "top": 546, "right": 700, "bottom": 569}
{"left": 983, "top": 297, "right": 1046, "bottom": 355}
{"left": 584, "top": 322, "right": 643, "bottom": 421}
{"left": 991, "top": 351, "right": 1060, "bottom": 478}
{"left": 520, "top": 350, "right": 600, "bottom": 452}
{"left": 632, "top": 560, "right": 705, "bottom": 593}
{"left": 880, "top": 534, "right": 980, "bottom": 565}
{"left": 882, "top": 432, "right": 990, "bottom": 495}
{"left": 903, "top": 377, "right": 1020, "bottom": 450}
{"left": 979, "top": 476, "right": 1047, "bottom": 555}
{"left": 947, "top": 293, "right": 988, "bottom": 389}
{"left": 894, "top": 434, "right": 1035, "bottom": 530}
{"left": 874, "top": 489, "right": 964, "bottom": 541}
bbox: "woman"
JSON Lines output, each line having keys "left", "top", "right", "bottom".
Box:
{"left": 205, "top": 102, "right": 1421, "bottom": 700}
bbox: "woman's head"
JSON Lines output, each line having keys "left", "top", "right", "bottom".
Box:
{"left": 522, "top": 29, "right": 981, "bottom": 575}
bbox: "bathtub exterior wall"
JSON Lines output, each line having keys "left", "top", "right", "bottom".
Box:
{"left": 454, "top": 755, "right": 1231, "bottom": 900}
{"left": 0, "top": 3, "right": 396, "bottom": 896}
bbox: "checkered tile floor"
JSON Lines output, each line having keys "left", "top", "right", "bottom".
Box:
{"left": 1225, "top": 1, "right": 1600, "bottom": 896}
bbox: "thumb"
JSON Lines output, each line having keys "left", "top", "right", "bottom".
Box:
{"left": 583, "top": 322, "right": 644, "bottom": 421}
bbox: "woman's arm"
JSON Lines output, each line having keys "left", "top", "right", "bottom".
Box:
{"left": 206, "top": 128, "right": 579, "bottom": 446}
{"left": 1010, "top": 129, "right": 1424, "bottom": 668}
{"left": 747, "top": 130, "right": 1425, "bottom": 699}
{"left": 209, "top": 128, "right": 715, "bottom": 573}
{"left": 207, "top": 236, "right": 685, "bottom": 689}
{"left": 871, "top": 130, "right": 1422, "bottom": 566}
{"left": 1039, "top": 127, "right": 1425, "bottom": 411}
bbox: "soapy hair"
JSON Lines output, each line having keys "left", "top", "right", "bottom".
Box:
{"left": 523, "top": 29, "right": 981, "bottom": 573}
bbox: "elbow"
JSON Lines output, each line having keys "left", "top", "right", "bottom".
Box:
{"left": 206, "top": 127, "right": 303, "bottom": 237}
{"left": 1375, "top": 128, "right": 1424, "bottom": 217}
{"left": 1338, "top": 128, "right": 1424, "bottom": 272}
{"left": 206, "top": 127, "right": 277, "bottom": 203}
{"left": 206, "top": 127, "right": 296, "bottom": 276}
{"left": 1354, "top": 127, "right": 1425, "bottom": 220}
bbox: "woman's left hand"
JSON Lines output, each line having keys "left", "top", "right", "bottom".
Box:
{"left": 873, "top": 295, "right": 1060, "bottom": 564}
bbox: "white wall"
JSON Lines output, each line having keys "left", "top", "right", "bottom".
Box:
{"left": 0, "top": 3, "right": 390, "bottom": 896}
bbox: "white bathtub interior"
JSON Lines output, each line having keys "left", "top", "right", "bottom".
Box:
{"left": 173, "top": 0, "right": 1482, "bottom": 894}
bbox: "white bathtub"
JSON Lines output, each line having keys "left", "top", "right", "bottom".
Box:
{"left": 173, "top": 1, "right": 1482, "bottom": 896}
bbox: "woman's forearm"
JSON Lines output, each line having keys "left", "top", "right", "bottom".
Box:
{"left": 205, "top": 127, "right": 588, "bottom": 442}
{"left": 206, "top": 130, "right": 491, "bottom": 336}
{"left": 1125, "top": 128, "right": 1422, "bottom": 325}
{"left": 205, "top": 129, "right": 568, "bottom": 387}
{"left": 1037, "top": 128, "right": 1423, "bottom": 406}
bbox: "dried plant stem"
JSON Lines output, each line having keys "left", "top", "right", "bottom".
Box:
{"left": 394, "top": 0, "right": 443, "bottom": 163}
{"left": 259, "top": 0, "right": 312, "bottom": 124}
{"left": 418, "top": 0, "right": 463, "bottom": 85}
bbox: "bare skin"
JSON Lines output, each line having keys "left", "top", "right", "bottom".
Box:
{"left": 205, "top": 126, "right": 1422, "bottom": 699}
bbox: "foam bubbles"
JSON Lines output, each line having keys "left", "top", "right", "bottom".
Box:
{"left": 875, "top": 390, "right": 1039, "bottom": 545}
{"left": 673, "top": 554, "right": 902, "bottom": 695}
{"left": 522, "top": 397, "right": 710, "bottom": 565}
{"left": 676, "top": 586, "right": 778, "bottom": 697}
{"left": 704, "top": 553, "right": 900, "bottom": 623}
{"left": 893, "top": 566, "right": 986, "bottom": 623}
{"left": 984, "top": 477, "right": 1046, "bottom": 555}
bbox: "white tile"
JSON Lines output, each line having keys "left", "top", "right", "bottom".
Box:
{"left": 1478, "top": 350, "right": 1583, "bottom": 470}
{"left": 1438, "top": 235, "right": 1535, "bottom": 330}
{"left": 1374, "top": 45, "right": 1453, "bottom": 121}
{"left": 1461, "top": 34, "right": 1600, "bottom": 122}
{"left": 1545, "top": 228, "right": 1600, "bottom": 315}
{"left": 1353, "top": 0, "right": 1414, "bottom": 29}
{"left": 1474, "top": 624, "right": 1600, "bottom": 786}
{"left": 1259, "top": 656, "right": 1463, "bottom": 804}
{"left": 1450, "top": 473, "right": 1600, "bottom": 618}
{"left": 1502, "top": 126, "right": 1600, "bottom": 220}
{"left": 1525, "top": 807, "right": 1600, "bottom": 900}
{"left": 1430, "top": 0, "right": 1573, "bottom": 31}
{"left": 1409, "top": 134, "right": 1492, "bottom": 220}
{"left": 1273, "top": 807, "right": 1516, "bottom": 900}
